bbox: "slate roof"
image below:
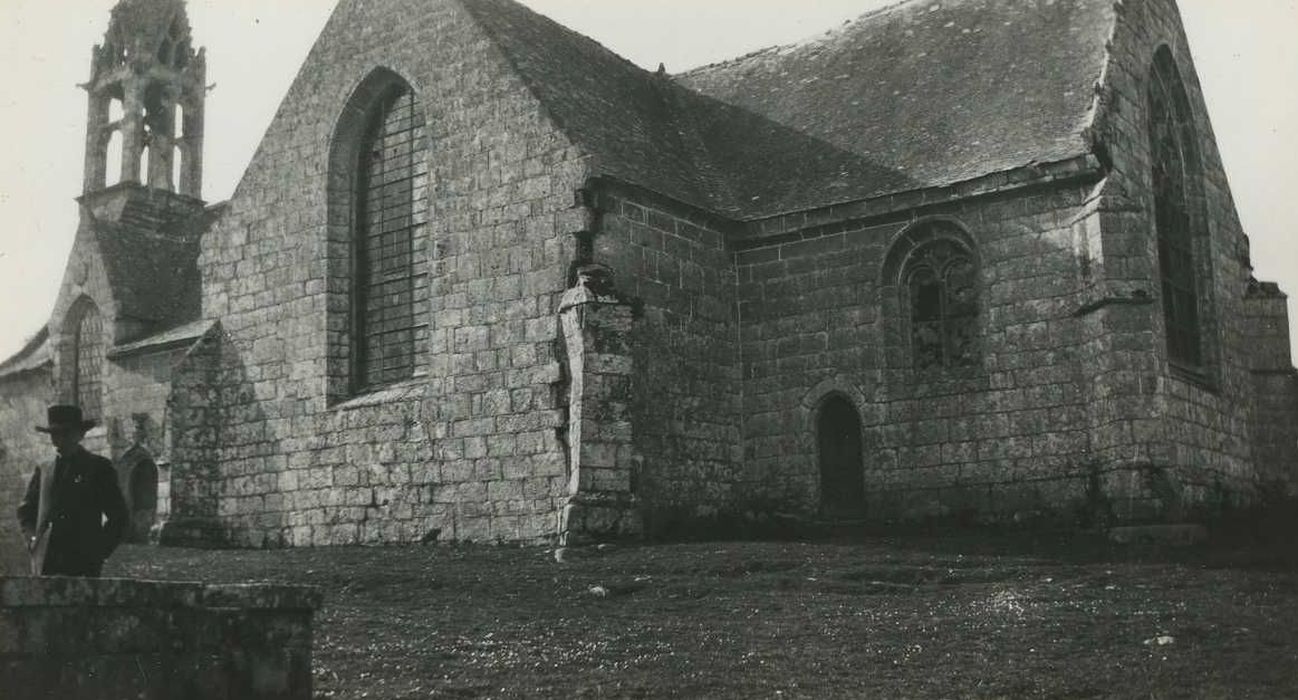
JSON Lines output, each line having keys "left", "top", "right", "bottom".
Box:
{"left": 460, "top": 0, "right": 916, "bottom": 217}
{"left": 0, "top": 327, "right": 51, "bottom": 379}
{"left": 670, "top": 87, "right": 917, "bottom": 216}
{"left": 107, "top": 318, "right": 215, "bottom": 358}
{"left": 91, "top": 198, "right": 222, "bottom": 331}
{"left": 463, "top": 0, "right": 1116, "bottom": 219}
{"left": 96, "top": 224, "right": 199, "bottom": 326}
{"left": 459, "top": 0, "right": 724, "bottom": 212}
{"left": 678, "top": 0, "right": 1116, "bottom": 190}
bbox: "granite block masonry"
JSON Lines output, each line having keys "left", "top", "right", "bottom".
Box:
{"left": 557, "top": 264, "right": 642, "bottom": 544}
{"left": 0, "top": 576, "right": 322, "bottom": 700}
{"left": 0, "top": 0, "right": 1293, "bottom": 550}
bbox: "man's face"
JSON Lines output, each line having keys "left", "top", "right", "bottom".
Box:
{"left": 49, "top": 429, "right": 84, "bottom": 456}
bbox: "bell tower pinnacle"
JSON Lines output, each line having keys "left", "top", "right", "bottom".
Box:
{"left": 82, "top": 0, "right": 205, "bottom": 199}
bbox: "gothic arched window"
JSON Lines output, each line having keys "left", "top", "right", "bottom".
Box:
{"left": 348, "top": 78, "right": 430, "bottom": 393}
{"left": 70, "top": 301, "right": 105, "bottom": 421}
{"left": 905, "top": 239, "right": 978, "bottom": 370}
{"left": 1148, "top": 48, "right": 1204, "bottom": 368}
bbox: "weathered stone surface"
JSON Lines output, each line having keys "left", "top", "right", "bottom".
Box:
{"left": 0, "top": 576, "right": 321, "bottom": 700}
{"left": 0, "top": 0, "right": 1294, "bottom": 549}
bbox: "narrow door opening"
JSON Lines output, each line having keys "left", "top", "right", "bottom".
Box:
{"left": 817, "top": 395, "right": 865, "bottom": 518}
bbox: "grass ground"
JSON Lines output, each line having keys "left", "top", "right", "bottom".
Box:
{"left": 106, "top": 532, "right": 1298, "bottom": 699}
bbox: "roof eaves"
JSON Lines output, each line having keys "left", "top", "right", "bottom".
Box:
{"left": 734, "top": 153, "right": 1106, "bottom": 245}
{"left": 107, "top": 319, "right": 216, "bottom": 360}
{"left": 0, "top": 327, "right": 52, "bottom": 379}
{"left": 584, "top": 174, "right": 744, "bottom": 236}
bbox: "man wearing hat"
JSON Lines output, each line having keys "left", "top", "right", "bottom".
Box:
{"left": 16, "top": 404, "right": 128, "bottom": 577}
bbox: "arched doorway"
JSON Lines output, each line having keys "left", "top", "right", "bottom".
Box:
{"left": 127, "top": 458, "right": 159, "bottom": 542}
{"left": 817, "top": 395, "right": 865, "bottom": 518}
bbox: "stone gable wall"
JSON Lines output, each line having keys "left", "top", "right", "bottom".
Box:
{"left": 181, "top": 0, "right": 588, "bottom": 546}
{"left": 592, "top": 189, "right": 741, "bottom": 531}
{"left": 1084, "top": 0, "right": 1288, "bottom": 512}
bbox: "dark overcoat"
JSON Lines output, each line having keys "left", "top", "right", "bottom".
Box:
{"left": 17, "top": 448, "right": 128, "bottom": 576}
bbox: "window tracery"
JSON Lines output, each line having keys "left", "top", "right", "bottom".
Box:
{"left": 71, "top": 302, "right": 105, "bottom": 421}
{"left": 352, "top": 83, "right": 430, "bottom": 391}
{"left": 1148, "top": 50, "right": 1203, "bottom": 368}
{"left": 905, "top": 238, "right": 978, "bottom": 370}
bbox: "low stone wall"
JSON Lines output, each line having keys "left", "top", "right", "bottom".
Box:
{"left": 0, "top": 576, "right": 322, "bottom": 700}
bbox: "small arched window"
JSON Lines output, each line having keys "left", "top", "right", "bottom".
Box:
{"left": 882, "top": 221, "right": 980, "bottom": 373}
{"left": 70, "top": 300, "right": 105, "bottom": 421}
{"left": 1148, "top": 47, "right": 1204, "bottom": 368}
{"left": 338, "top": 75, "right": 430, "bottom": 394}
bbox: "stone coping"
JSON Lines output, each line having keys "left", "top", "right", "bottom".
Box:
{"left": 0, "top": 576, "right": 322, "bottom": 611}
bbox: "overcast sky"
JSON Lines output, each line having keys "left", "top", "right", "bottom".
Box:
{"left": 0, "top": 0, "right": 1293, "bottom": 364}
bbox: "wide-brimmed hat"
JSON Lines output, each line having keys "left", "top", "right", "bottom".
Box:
{"left": 34, "top": 404, "right": 97, "bottom": 434}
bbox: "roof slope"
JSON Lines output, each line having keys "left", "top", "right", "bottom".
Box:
{"left": 679, "top": 0, "right": 1116, "bottom": 190}
{"left": 0, "top": 327, "right": 51, "bottom": 378}
{"left": 90, "top": 195, "right": 222, "bottom": 330}
{"left": 459, "top": 0, "right": 726, "bottom": 212}
{"left": 96, "top": 223, "right": 201, "bottom": 326}
{"left": 670, "top": 86, "right": 916, "bottom": 216}
{"left": 458, "top": 0, "right": 913, "bottom": 217}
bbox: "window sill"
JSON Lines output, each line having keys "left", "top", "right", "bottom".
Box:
{"left": 331, "top": 374, "right": 429, "bottom": 411}
{"left": 898, "top": 364, "right": 990, "bottom": 397}
{"left": 1168, "top": 362, "right": 1219, "bottom": 394}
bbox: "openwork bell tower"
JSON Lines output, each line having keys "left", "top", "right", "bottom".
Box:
{"left": 83, "top": 0, "right": 205, "bottom": 199}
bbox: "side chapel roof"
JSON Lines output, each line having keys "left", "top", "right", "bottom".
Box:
{"left": 678, "top": 0, "right": 1117, "bottom": 191}
{"left": 0, "top": 328, "right": 51, "bottom": 378}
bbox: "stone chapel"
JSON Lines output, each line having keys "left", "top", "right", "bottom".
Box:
{"left": 0, "top": 0, "right": 1294, "bottom": 551}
